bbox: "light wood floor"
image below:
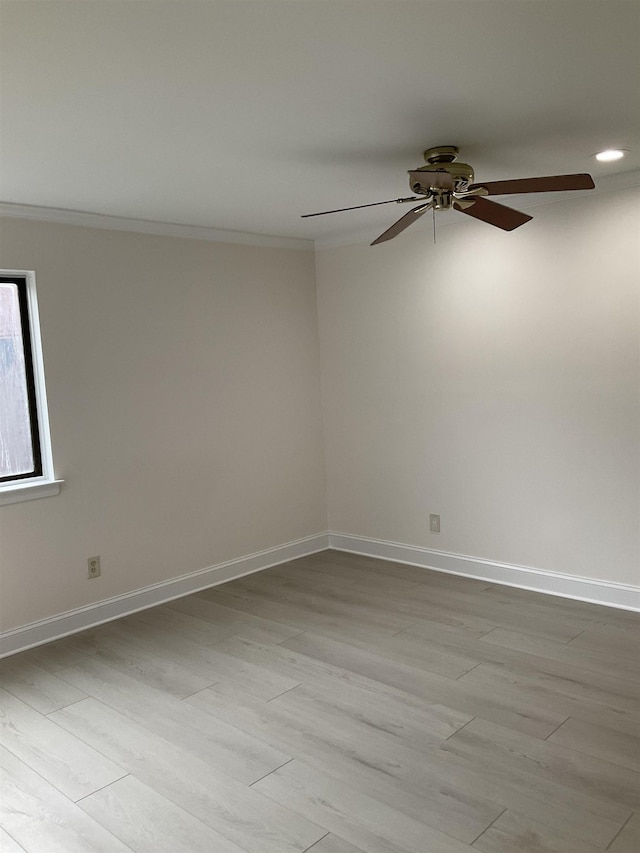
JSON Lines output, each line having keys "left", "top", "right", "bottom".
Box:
{"left": 1, "top": 550, "right": 639, "bottom": 853}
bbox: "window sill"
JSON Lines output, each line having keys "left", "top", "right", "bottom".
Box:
{"left": 0, "top": 478, "right": 64, "bottom": 507}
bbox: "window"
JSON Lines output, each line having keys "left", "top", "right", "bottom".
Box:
{"left": 0, "top": 271, "right": 60, "bottom": 504}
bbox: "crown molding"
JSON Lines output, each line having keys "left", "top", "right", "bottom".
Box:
{"left": 0, "top": 202, "right": 314, "bottom": 251}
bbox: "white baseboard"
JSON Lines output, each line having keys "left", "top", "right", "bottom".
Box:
{"left": 0, "top": 533, "right": 329, "bottom": 658}
{"left": 328, "top": 532, "right": 640, "bottom": 612}
{"left": 3, "top": 530, "right": 637, "bottom": 658}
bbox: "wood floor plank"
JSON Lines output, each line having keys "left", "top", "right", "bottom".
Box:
{"left": 0, "top": 827, "right": 26, "bottom": 853}
{"left": 301, "top": 551, "right": 443, "bottom": 585}
{"left": 197, "top": 632, "right": 386, "bottom": 698}
{"left": 55, "top": 658, "right": 292, "bottom": 785}
{"left": 472, "top": 583, "right": 612, "bottom": 627}
{"left": 189, "top": 679, "right": 625, "bottom": 848}
{"left": 403, "top": 617, "right": 632, "bottom": 711}
{"left": 391, "top": 568, "right": 493, "bottom": 594}
{"left": 17, "top": 635, "right": 96, "bottom": 673}
{"left": 250, "top": 560, "right": 432, "bottom": 600}
{"left": 472, "top": 809, "right": 602, "bottom": 853}
{"left": 233, "top": 564, "right": 363, "bottom": 596}
{"left": 49, "top": 696, "right": 324, "bottom": 853}
{"left": 92, "top": 617, "right": 300, "bottom": 701}
{"left": 172, "top": 594, "right": 303, "bottom": 644}
{"left": 0, "top": 746, "right": 133, "bottom": 853}
{"left": 408, "top": 584, "right": 592, "bottom": 643}
{"left": 253, "top": 759, "right": 475, "bottom": 853}
{"left": 402, "top": 621, "right": 640, "bottom": 714}
{"left": 270, "top": 682, "right": 466, "bottom": 756}
{"left": 568, "top": 624, "right": 640, "bottom": 660}
{"left": 264, "top": 679, "right": 451, "bottom": 764}
{"left": 429, "top": 736, "right": 628, "bottom": 848}
{"left": 0, "top": 657, "right": 87, "bottom": 714}
{"left": 467, "top": 648, "right": 640, "bottom": 709}
{"left": 479, "top": 583, "right": 638, "bottom": 629}
{"left": 87, "top": 631, "right": 218, "bottom": 699}
{"left": 208, "top": 633, "right": 476, "bottom": 740}
{"left": 608, "top": 810, "right": 640, "bottom": 853}
{"left": 302, "top": 835, "right": 365, "bottom": 853}
{"left": 332, "top": 587, "right": 498, "bottom": 637}
{"left": 442, "top": 717, "right": 640, "bottom": 809}
{"left": 79, "top": 775, "right": 246, "bottom": 853}
{"left": 347, "top": 626, "right": 480, "bottom": 679}
{"left": 547, "top": 717, "right": 640, "bottom": 771}
{"left": 309, "top": 551, "right": 492, "bottom": 593}
{"left": 116, "top": 604, "right": 233, "bottom": 646}
{"left": 206, "top": 582, "right": 414, "bottom": 643}
{"left": 2, "top": 550, "right": 637, "bottom": 853}
{"left": 282, "top": 631, "right": 567, "bottom": 738}
{"left": 276, "top": 677, "right": 471, "bottom": 743}
{"left": 231, "top": 577, "right": 419, "bottom": 635}
{"left": 198, "top": 584, "right": 368, "bottom": 641}
{"left": 0, "top": 688, "right": 126, "bottom": 802}
{"left": 480, "top": 627, "right": 640, "bottom": 678}
{"left": 456, "top": 663, "right": 640, "bottom": 737}
{"left": 187, "top": 683, "right": 502, "bottom": 845}
{"left": 89, "top": 643, "right": 211, "bottom": 699}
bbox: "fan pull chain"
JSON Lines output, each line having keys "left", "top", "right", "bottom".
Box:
{"left": 432, "top": 206, "right": 437, "bottom": 244}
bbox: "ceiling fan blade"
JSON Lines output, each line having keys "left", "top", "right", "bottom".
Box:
{"left": 371, "top": 202, "right": 433, "bottom": 245}
{"left": 301, "top": 196, "right": 420, "bottom": 218}
{"left": 469, "top": 173, "right": 595, "bottom": 196}
{"left": 453, "top": 196, "right": 532, "bottom": 231}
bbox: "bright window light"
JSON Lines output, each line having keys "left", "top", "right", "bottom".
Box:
{"left": 1, "top": 270, "right": 61, "bottom": 505}
{"left": 0, "top": 280, "right": 37, "bottom": 478}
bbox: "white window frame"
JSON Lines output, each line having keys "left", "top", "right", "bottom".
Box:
{"left": 0, "top": 270, "right": 62, "bottom": 506}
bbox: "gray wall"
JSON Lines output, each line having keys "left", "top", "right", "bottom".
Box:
{"left": 316, "top": 187, "right": 639, "bottom": 585}
{"left": 0, "top": 219, "right": 327, "bottom": 630}
{"left": 2, "top": 184, "right": 638, "bottom": 634}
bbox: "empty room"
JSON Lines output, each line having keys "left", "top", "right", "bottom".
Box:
{"left": 0, "top": 2, "right": 638, "bottom": 852}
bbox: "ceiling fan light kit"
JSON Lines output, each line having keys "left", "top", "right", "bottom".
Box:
{"left": 303, "top": 145, "right": 595, "bottom": 245}
{"left": 595, "top": 148, "right": 626, "bottom": 162}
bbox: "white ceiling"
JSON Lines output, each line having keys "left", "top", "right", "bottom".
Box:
{"left": 1, "top": 0, "right": 638, "bottom": 244}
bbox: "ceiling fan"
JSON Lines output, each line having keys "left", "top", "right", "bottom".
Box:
{"left": 302, "top": 146, "right": 595, "bottom": 245}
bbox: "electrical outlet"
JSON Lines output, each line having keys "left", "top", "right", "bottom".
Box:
{"left": 87, "top": 555, "right": 101, "bottom": 579}
{"left": 429, "top": 514, "right": 441, "bottom": 533}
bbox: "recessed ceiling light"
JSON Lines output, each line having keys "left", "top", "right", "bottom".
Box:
{"left": 595, "top": 149, "right": 626, "bottom": 162}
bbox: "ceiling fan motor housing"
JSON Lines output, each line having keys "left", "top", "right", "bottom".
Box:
{"left": 409, "top": 161, "right": 475, "bottom": 196}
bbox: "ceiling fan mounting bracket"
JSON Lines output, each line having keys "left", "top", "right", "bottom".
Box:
{"left": 423, "top": 145, "right": 459, "bottom": 164}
